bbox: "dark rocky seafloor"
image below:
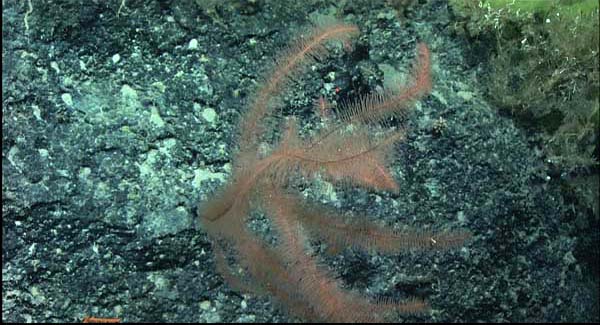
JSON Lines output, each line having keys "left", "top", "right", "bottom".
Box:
{"left": 2, "top": 0, "right": 597, "bottom": 322}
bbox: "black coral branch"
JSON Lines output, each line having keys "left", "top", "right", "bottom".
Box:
{"left": 270, "top": 118, "right": 404, "bottom": 192}
{"left": 295, "top": 198, "right": 473, "bottom": 254}
{"left": 239, "top": 20, "right": 359, "bottom": 151}
{"left": 198, "top": 20, "right": 470, "bottom": 323}
{"left": 340, "top": 42, "right": 433, "bottom": 125}
{"left": 262, "top": 190, "right": 429, "bottom": 322}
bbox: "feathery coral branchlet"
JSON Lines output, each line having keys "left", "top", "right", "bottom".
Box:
{"left": 198, "top": 19, "right": 471, "bottom": 322}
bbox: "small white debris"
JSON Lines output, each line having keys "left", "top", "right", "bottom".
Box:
{"left": 200, "top": 300, "right": 211, "bottom": 311}
{"left": 201, "top": 107, "right": 217, "bottom": 123}
{"left": 188, "top": 38, "right": 199, "bottom": 50}
{"left": 32, "top": 105, "right": 42, "bottom": 120}
{"left": 120, "top": 84, "right": 138, "bottom": 103}
{"left": 457, "top": 91, "right": 473, "bottom": 102}
{"left": 38, "top": 149, "right": 49, "bottom": 158}
{"left": 50, "top": 61, "right": 60, "bottom": 73}
{"left": 61, "top": 93, "right": 73, "bottom": 106}
{"left": 111, "top": 53, "right": 121, "bottom": 64}
{"left": 457, "top": 210, "right": 466, "bottom": 223}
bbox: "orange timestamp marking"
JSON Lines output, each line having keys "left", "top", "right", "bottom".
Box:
{"left": 82, "top": 316, "right": 121, "bottom": 323}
